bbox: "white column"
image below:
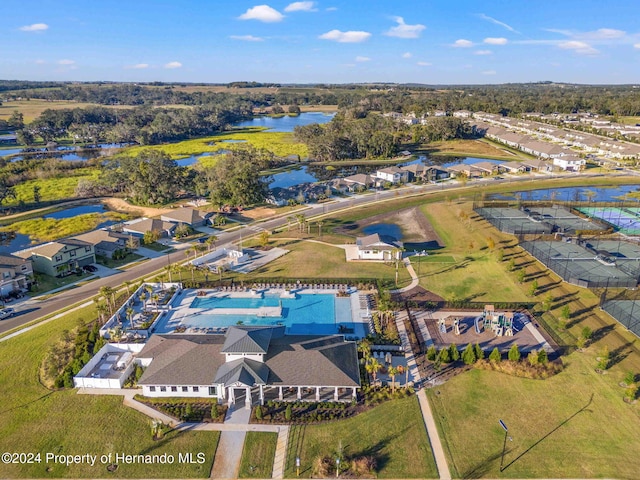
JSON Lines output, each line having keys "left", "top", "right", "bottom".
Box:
{"left": 315, "top": 387, "right": 320, "bottom": 401}
{"left": 297, "top": 386, "right": 301, "bottom": 400}
{"left": 259, "top": 385, "right": 264, "bottom": 405}
{"left": 334, "top": 387, "right": 339, "bottom": 401}
{"left": 352, "top": 387, "right": 357, "bottom": 398}
{"left": 246, "top": 387, "right": 252, "bottom": 408}
{"left": 278, "top": 386, "right": 283, "bottom": 400}
{"left": 229, "top": 388, "right": 235, "bottom": 405}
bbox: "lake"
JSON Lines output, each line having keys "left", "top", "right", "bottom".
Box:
{"left": 235, "top": 112, "right": 335, "bottom": 132}
{"left": 362, "top": 223, "right": 403, "bottom": 240}
{"left": 269, "top": 166, "right": 319, "bottom": 189}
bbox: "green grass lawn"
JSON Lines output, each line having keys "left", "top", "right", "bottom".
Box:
{"left": 428, "top": 352, "right": 640, "bottom": 479}
{"left": 238, "top": 432, "right": 278, "bottom": 478}
{"left": 285, "top": 396, "right": 437, "bottom": 478}
{"left": 121, "top": 127, "right": 308, "bottom": 162}
{"left": 0, "top": 305, "right": 219, "bottom": 478}
{"left": 96, "top": 252, "right": 144, "bottom": 269}
{"left": 29, "top": 272, "right": 91, "bottom": 296}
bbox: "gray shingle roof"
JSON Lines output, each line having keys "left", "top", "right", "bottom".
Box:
{"left": 356, "top": 233, "right": 402, "bottom": 248}
{"left": 221, "top": 326, "right": 273, "bottom": 354}
{"left": 213, "top": 358, "right": 270, "bottom": 386}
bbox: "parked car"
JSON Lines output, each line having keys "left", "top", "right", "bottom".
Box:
{"left": 0, "top": 308, "right": 15, "bottom": 320}
{"left": 83, "top": 265, "right": 98, "bottom": 273}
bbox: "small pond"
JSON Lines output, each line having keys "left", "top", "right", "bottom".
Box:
{"left": 176, "top": 150, "right": 231, "bottom": 167}
{"left": 269, "top": 166, "right": 320, "bottom": 189}
{"left": 44, "top": 204, "right": 106, "bottom": 219}
{"left": 362, "top": 223, "right": 403, "bottom": 240}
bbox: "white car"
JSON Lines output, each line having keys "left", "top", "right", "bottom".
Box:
{"left": 0, "top": 308, "right": 15, "bottom": 320}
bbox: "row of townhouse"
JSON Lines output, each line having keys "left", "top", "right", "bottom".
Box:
{"left": 383, "top": 110, "right": 448, "bottom": 125}
{"left": 331, "top": 164, "right": 451, "bottom": 192}
{"left": 11, "top": 207, "right": 215, "bottom": 279}
{"left": 528, "top": 112, "right": 640, "bottom": 140}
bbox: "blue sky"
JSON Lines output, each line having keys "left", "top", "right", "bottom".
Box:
{"left": 2, "top": 0, "right": 640, "bottom": 84}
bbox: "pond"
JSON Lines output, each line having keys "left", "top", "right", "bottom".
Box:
{"left": 268, "top": 166, "right": 319, "bottom": 189}
{"left": 43, "top": 204, "right": 106, "bottom": 219}
{"left": 489, "top": 185, "right": 640, "bottom": 202}
{"left": 176, "top": 150, "right": 231, "bottom": 167}
{"left": 362, "top": 223, "right": 403, "bottom": 240}
{"left": 234, "top": 112, "right": 335, "bottom": 132}
{"left": 0, "top": 231, "right": 32, "bottom": 254}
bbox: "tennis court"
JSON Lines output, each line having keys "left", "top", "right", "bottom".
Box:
{"left": 578, "top": 207, "right": 640, "bottom": 234}
{"left": 601, "top": 300, "right": 640, "bottom": 339}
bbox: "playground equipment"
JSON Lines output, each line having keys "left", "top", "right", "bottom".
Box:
{"left": 483, "top": 305, "right": 515, "bottom": 337}
{"left": 438, "top": 317, "right": 447, "bottom": 334}
{"left": 453, "top": 318, "right": 461, "bottom": 335}
{"left": 474, "top": 316, "right": 484, "bottom": 334}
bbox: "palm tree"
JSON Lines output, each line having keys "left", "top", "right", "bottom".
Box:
{"left": 189, "top": 263, "right": 197, "bottom": 282}
{"left": 151, "top": 293, "right": 160, "bottom": 310}
{"left": 99, "top": 286, "right": 116, "bottom": 314}
{"left": 123, "top": 280, "right": 132, "bottom": 296}
{"left": 126, "top": 307, "right": 135, "bottom": 328}
{"left": 144, "top": 284, "right": 154, "bottom": 300}
{"left": 388, "top": 365, "right": 399, "bottom": 393}
{"left": 140, "top": 292, "right": 147, "bottom": 312}
{"left": 357, "top": 338, "right": 372, "bottom": 362}
{"left": 316, "top": 220, "right": 324, "bottom": 238}
{"left": 205, "top": 235, "right": 218, "bottom": 252}
{"left": 218, "top": 265, "right": 226, "bottom": 283}
{"left": 295, "top": 214, "right": 306, "bottom": 235}
{"left": 95, "top": 302, "right": 108, "bottom": 325}
{"left": 164, "top": 264, "right": 173, "bottom": 283}
{"left": 366, "top": 358, "right": 382, "bottom": 384}
{"left": 286, "top": 215, "right": 294, "bottom": 232}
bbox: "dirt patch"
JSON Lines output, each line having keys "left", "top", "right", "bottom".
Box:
{"left": 239, "top": 206, "right": 278, "bottom": 220}
{"left": 393, "top": 286, "right": 445, "bottom": 304}
{"left": 101, "top": 198, "right": 174, "bottom": 217}
{"left": 336, "top": 206, "right": 444, "bottom": 251}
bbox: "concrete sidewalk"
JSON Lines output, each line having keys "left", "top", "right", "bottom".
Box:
{"left": 417, "top": 389, "right": 451, "bottom": 480}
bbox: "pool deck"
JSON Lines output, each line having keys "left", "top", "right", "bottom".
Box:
{"left": 155, "top": 287, "right": 370, "bottom": 337}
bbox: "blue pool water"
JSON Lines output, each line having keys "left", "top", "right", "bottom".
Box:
{"left": 157, "top": 293, "right": 364, "bottom": 336}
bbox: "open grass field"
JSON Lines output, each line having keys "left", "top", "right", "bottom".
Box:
{"left": 238, "top": 432, "right": 278, "bottom": 478}
{"left": 412, "top": 138, "right": 534, "bottom": 161}
{"left": 613, "top": 116, "right": 640, "bottom": 125}
{"left": 0, "top": 100, "right": 126, "bottom": 124}
{"left": 121, "top": 127, "right": 308, "bottom": 162}
{"left": 0, "top": 305, "right": 219, "bottom": 478}
{"left": 1, "top": 211, "right": 130, "bottom": 243}
{"left": 418, "top": 202, "right": 531, "bottom": 303}
{"left": 284, "top": 396, "right": 437, "bottom": 478}
{"left": 7, "top": 168, "right": 101, "bottom": 206}
{"left": 428, "top": 351, "right": 640, "bottom": 479}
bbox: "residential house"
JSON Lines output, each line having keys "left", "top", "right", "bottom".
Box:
{"left": 122, "top": 218, "right": 177, "bottom": 238}
{"left": 160, "top": 207, "right": 211, "bottom": 228}
{"left": 73, "top": 229, "right": 139, "bottom": 259}
{"left": 520, "top": 158, "right": 553, "bottom": 172}
{"left": 447, "top": 163, "right": 483, "bottom": 178}
{"left": 553, "top": 155, "right": 586, "bottom": 171}
{"left": 342, "top": 174, "right": 375, "bottom": 191}
{"left": 0, "top": 253, "right": 33, "bottom": 297}
{"left": 472, "top": 161, "right": 501, "bottom": 176}
{"left": 375, "top": 166, "right": 409, "bottom": 184}
{"left": 14, "top": 239, "right": 95, "bottom": 277}
{"left": 135, "top": 326, "right": 360, "bottom": 406}
{"left": 453, "top": 110, "right": 472, "bottom": 118}
{"left": 355, "top": 233, "right": 403, "bottom": 261}
{"left": 520, "top": 141, "right": 568, "bottom": 159}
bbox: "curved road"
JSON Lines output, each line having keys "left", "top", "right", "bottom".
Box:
{"left": 0, "top": 172, "right": 621, "bottom": 335}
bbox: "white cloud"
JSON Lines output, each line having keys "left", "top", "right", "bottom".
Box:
{"left": 402, "top": 52, "right": 412, "bottom": 58}
{"left": 325, "top": 6, "right": 337, "bottom": 11}
{"left": 385, "top": 16, "right": 426, "bottom": 39}
{"left": 284, "top": 1, "right": 316, "bottom": 12}
{"left": 635, "top": 43, "right": 640, "bottom": 49}
{"left": 126, "top": 63, "right": 149, "bottom": 69}
{"left": 319, "top": 30, "right": 371, "bottom": 43}
{"left": 558, "top": 40, "right": 598, "bottom": 55}
{"left": 19, "top": 23, "right": 48, "bottom": 32}
{"left": 474, "top": 50, "right": 493, "bottom": 55}
{"left": 484, "top": 37, "right": 508, "bottom": 45}
{"left": 482, "top": 70, "right": 497, "bottom": 75}
{"left": 477, "top": 14, "right": 519, "bottom": 34}
{"left": 58, "top": 59, "right": 75, "bottom": 65}
{"left": 589, "top": 28, "right": 625, "bottom": 39}
{"left": 164, "top": 61, "right": 183, "bottom": 69}
{"left": 238, "top": 5, "right": 284, "bottom": 22}
{"left": 417, "top": 61, "right": 431, "bottom": 66}
{"left": 452, "top": 39, "right": 474, "bottom": 48}
{"left": 230, "top": 35, "right": 264, "bottom": 41}
{"left": 355, "top": 56, "right": 370, "bottom": 62}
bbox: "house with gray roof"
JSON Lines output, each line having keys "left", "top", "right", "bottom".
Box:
{"left": 122, "top": 218, "right": 177, "bottom": 238}
{"left": 160, "top": 207, "right": 211, "bottom": 227}
{"left": 14, "top": 239, "right": 95, "bottom": 277}
{"left": 355, "top": 233, "right": 403, "bottom": 261}
{"left": 136, "top": 326, "right": 360, "bottom": 407}
{"left": 0, "top": 253, "right": 33, "bottom": 297}
{"left": 73, "top": 229, "right": 139, "bottom": 259}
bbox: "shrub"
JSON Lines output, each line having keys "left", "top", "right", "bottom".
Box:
{"left": 508, "top": 344, "right": 521, "bottom": 362}
{"left": 350, "top": 456, "right": 377, "bottom": 476}
{"left": 527, "top": 350, "right": 539, "bottom": 366}
{"left": 284, "top": 404, "right": 292, "bottom": 421}
{"left": 462, "top": 343, "right": 476, "bottom": 365}
{"left": 255, "top": 405, "right": 263, "bottom": 420}
{"left": 623, "top": 384, "right": 638, "bottom": 403}
{"left": 426, "top": 345, "right": 437, "bottom": 361}
{"left": 624, "top": 371, "right": 636, "bottom": 387}
{"left": 211, "top": 403, "right": 219, "bottom": 419}
{"left": 438, "top": 347, "right": 451, "bottom": 364}
{"left": 537, "top": 349, "right": 548, "bottom": 365}
{"left": 449, "top": 344, "right": 460, "bottom": 362}
{"left": 489, "top": 347, "right": 501, "bottom": 363}
{"left": 474, "top": 343, "right": 484, "bottom": 360}
{"left": 581, "top": 326, "right": 593, "bottom": 340}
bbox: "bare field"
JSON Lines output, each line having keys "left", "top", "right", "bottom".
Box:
{"left": 0, "top": 100, "right": 130, "bottom": 123}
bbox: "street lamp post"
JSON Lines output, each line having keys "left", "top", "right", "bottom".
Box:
{"left": 335, "top": 458, "right": 340, "bottom": 478}
{"left": 296, "top": 457, "right": 300, "bottom": 477}
{"left": 499, "top": 419, "right": 510, "bottom": 472}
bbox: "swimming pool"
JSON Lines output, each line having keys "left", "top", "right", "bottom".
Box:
{"left": 156, "top": 293, "right": 365, "bottom": 336}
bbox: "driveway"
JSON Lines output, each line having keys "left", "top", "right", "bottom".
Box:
{"left": 90, "top": 263, "right": 120, "bottom": 278}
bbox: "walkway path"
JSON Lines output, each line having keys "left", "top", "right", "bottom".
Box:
{"left": 390, "top": 258, "right": 419, "bottom": 293}
{"left": 417, "top": 388, "right": 452, "bottom": 480}
{"left": 271, "top": 426, "right": 290, "bottom": 479}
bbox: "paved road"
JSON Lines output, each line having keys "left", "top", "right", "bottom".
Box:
{"left": 0, "top": 171, "right": 616, "bottom": 335}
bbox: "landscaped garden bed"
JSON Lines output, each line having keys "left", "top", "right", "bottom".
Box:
{"left": 134, "top": 395, "right": 227, "bottom": 422}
